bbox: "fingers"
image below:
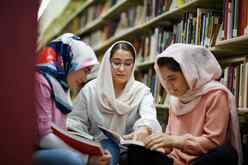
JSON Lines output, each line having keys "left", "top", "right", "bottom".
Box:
{"left": 146, "top": 138, "right": 163, "bottom": 149}
{"left": 144, "top": 134, "right": 161, "bottom": 146}
{"left": 99, "top": 154, "right": 111, "bottom": 161}
{"left": 150, "top": 142, "right": 165, "bottom": 151}
{"left": 123, "top": 133, "right": 134, "bottom": 140}
{"left": 144, "top": 134, "right": 166, "bottom": 149}
{"left": 156, "top": 147, "right": 166, "bottom": 153}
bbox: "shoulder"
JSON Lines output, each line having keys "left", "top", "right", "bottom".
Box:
{"left": 78, "top": 79, "right": 97, "bottom": 97}
{"left": 35, "top": 72, "right": 50, "bottom": 89}
{"left": 133, "top": 80, "right": 150, "bottom": 90}
{"left": 83, "top": 79, "right": 97, "bottom": 90}
{"left": 202, "top": 89, "right": 229, "bottom": 107}
{"left": 203, "top": 89, "right": 228, "bottom": 100}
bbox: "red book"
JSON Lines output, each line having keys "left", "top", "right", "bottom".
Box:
{"left": 238, "top": 0, "right": 247, "bottom": 36}
{"left": 51, "top": 124, "right": 104, "bottom": 156}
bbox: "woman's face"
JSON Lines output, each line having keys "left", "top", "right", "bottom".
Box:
{"left": 159, "top": 65, "right": 189, "bottom": 97}
{"left": 110, "top": 49, "right": 134, "bottom": 86}
{"left": 67, "top": 66, "right": 92, "bottom": 93}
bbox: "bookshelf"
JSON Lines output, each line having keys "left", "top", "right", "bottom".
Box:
{"left": 90, "top": 0, "right": 223, "bottom": 55}
{"left": 38, "top": 0, "right": 94, "bottom": 50}
{"left": 76, "top": 0, "right": 136, "bottom": 37}
{"left": 238, "top": 108, "right": 248, "bottom": 114}
{"left": 211, "top": 35, "right": 248, "bottom": 57}
{"left": 42, "top": 0, "right": 248, "bottom": 112}
{"left": 47, "top": 0, "right": 247, "bottom": 113}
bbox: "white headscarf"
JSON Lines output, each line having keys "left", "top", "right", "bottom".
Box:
{"left": 154, "top": 43, "right": 242, "bottom": 165}
{"left": 95, "top": 41, "right": 151, "bottom": 134}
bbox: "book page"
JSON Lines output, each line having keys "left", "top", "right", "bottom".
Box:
{"left": 67, "top": 130, "right": 94, "bottom": 140}
{"left": 98, "top": 125, "right": 144, "bottom": 147}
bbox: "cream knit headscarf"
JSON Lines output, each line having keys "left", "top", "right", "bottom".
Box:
{"left": 95, "top": 41, "right": 151, "bottom": 134}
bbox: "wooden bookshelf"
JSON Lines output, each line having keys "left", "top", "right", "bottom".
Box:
{"left": 135, "top": 61, "right": 154, "bottom": 70}
{"left": 76, "top": 0, "right": 133, "bottom": 37}
{"left": 94, "top": 26, "right": 141, "bottom": 54}
{"left": 238, "top": 108, "right": 248, "bottom": 114}
{"left": 211, "top": 35, "right": 248, "bottom": 57}
{"left": 38, "top": 0, "right": 94, "bottom": 50}
{"left": 58, "top": 0, "right": 94, "bottom": 35}
{"left": 140, "top": 0, "right": 222, "bottom": 28}
{"left": 156, "top": 104, "right": 169, "bottom": 110}
{"left": 93, "top": 0, "right": 223, "bottom": 55}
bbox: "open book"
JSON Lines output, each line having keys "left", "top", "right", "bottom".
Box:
{"left": 98, "top": 125, "right": 144, "bottom": 147}
{"left": 98, "top": 125, "right": 166, "bottom": 154}
{"left": 51, "top": 123, "right": 104, "bottom": 156}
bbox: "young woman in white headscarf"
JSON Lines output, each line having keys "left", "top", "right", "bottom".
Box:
{"left": 33, "top": 33, "right": 111, "bottom": 165}
{"left": 67, "top": 40, "right": 162, "bottom": 165}
{"left": 141, "top": 44, "right": 242, "bottom": 165}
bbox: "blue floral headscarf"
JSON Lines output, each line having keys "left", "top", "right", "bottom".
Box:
{"left": 36, "top": 33, "right": 98, "bottom": 114}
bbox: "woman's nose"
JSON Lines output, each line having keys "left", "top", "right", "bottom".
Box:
{"left": 119, "top": 64, "right": 125, "bottom": 71}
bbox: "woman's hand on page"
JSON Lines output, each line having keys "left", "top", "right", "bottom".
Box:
{"left": 88, "top": 150, "right": 111, "bottom": 165}
{"left": 123, "top": 127, "right": 151, "bottom": 141}
{"left": 144, "top": 133, "right": 184, "bottom": 150}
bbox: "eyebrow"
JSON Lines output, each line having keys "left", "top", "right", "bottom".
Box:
{"left": 162, "top": 75, "right": 176, "bottom": 80}
{"left": 111, "top": 58, "right": 133, "bottom": 62}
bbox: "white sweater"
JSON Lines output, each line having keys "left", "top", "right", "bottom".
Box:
{"left": 67, "top": 79, "right": 162, "bottom": 139}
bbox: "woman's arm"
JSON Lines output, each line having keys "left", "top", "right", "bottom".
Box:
{"left": 178, "top": 90, "right": 230, "bottom": 154}
{"left": 126, "top": 94, "right": 162, "bottom": 141}
{"left": 145, "top": 90, "right": 230, "bottom": 155}
{"left": 35, "top": 74, "right": 78, "bottom": 149}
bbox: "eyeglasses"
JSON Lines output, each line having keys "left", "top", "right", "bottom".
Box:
{"left": 110, "top": 59, "right": 134, "bottom": 69}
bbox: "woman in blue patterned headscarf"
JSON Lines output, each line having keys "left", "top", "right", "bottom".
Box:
{"left": 36, "top": 33, "right": 99, "bottom": 114}
{"left": 34, "top": 33, "right": 111, "bottom": 165}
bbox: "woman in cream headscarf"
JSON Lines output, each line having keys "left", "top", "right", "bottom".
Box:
{"left": 67, "top": 40, "right": 162, "bottom": 164}
{"left": 143, "top": 43, "right": 242, "bottom": 165}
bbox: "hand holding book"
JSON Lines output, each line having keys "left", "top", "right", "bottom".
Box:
{"left": 98, "top": 125, "right": 166, "bottom": 153}
{"left": 123, "top": 127, "right": 152, "bottom": 142}
{"left": 98, "top": 125, "right": 145, "bottom": 147}
{"left": 51, "top": 123, "right": 104, "bottom": 156}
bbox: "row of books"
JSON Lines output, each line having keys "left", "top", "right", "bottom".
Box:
{"left": 64, "top": 0, "right": 122, "bottom": 33}
{"left": 84, "top": 8, "right": 223, "bottom": 50}
{"left": 63, "top": 0, "right": 248, "bottom": 47}
{"left": 63, "top": 0, "right": 192, "bottom": 34}
{"left": 220, "top": 61, "right": 248, "bottom": 108}
{"left": 173, "top": 9, "right": 222, "bottom": 47}
{"left": 144, "top": 0, "right": 172, "bottom": 21}
{"left": 133, "top": 7, "right": 223, "bottom": 64}
{"left": 135, "top": 27, "right": 173, "bottom": 63}
{"left": 135, "top": 68, "right": 167, "bottom": 105}
{"left": 221, "top": 0, "right": 248, "bottom": 40}
{"left": 81, "top": 2, "right": 146, "bottom": 46}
